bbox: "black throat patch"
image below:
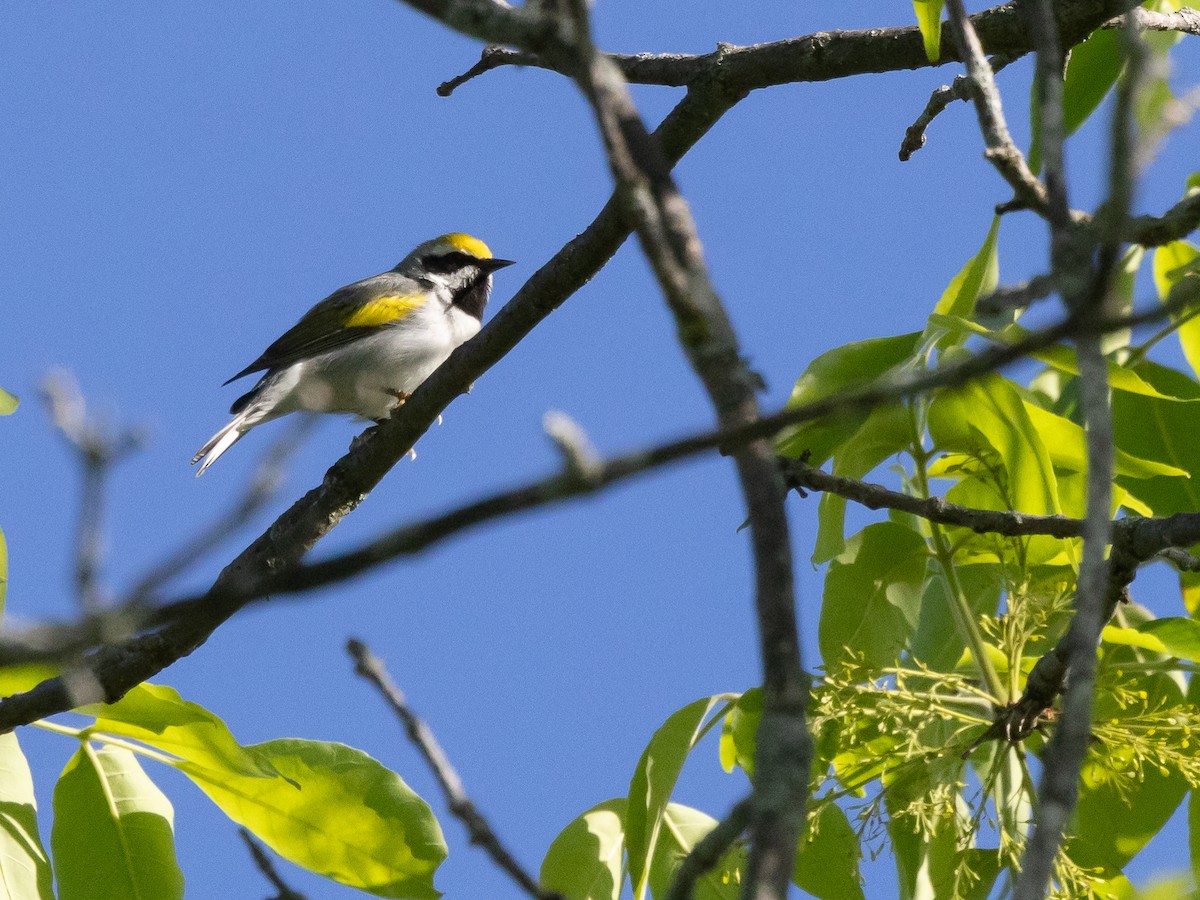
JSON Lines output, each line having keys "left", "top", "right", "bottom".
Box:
{"left": 452, "top": 275, "right": 490, "bottom": 321}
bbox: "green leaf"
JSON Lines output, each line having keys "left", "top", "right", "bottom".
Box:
{"left": 928, "top": 375, "right": 1060, "bottom": 516}
{"left": 1139, "top": 617, "right": 1200, "bottom": 660}
{"left": 1153, "top": 241, "right": 1200, "bottom": 379}
{"left": 0, "top": 389, "right": 16, "bottom": 416}
{"left": 1191, "top": 787, "right": 1200, "bottom": 892}
{"left": 86, "top": 682, "right": 281, "bottom": 780}
{"left": 820, "top": 523, "right": 925, "bottom": 670}
{"left": 0, "top": 732, "right": 54, "bottom": 899}
{"left": 912, "top": 0, "right": 944, "bottom": 62}
{"left": 926, "top": 216, "right": 1000, "bottom": 349}
{"left": 813, "top": 405, "right": 914, "bottom": 564}
{"left": 910, "top": 564, "right": 1002, "bottom": 671}
{"left": 778, "top": 332, "right": 923, "bottom": 466}
{"left": 541, "top": 799, "right": 626, "bottom": 900}
{"left": 1029, "top": 27, "right": 1122, "bottom": 173}
{"left": 51, "top": 744, "right": 185, "bottom": 900}
{"left": 794, "top": 802, "right": 864, "bottom": 900}
{"left": 626, "top": 695, "right": 735, "bottom": 900}
{"left": 1112, "top": 362, "right": 1200, "bottom": 516}
{"left": 647, "top": 803, "right": 745, "bottom": 900}
{"left": 719, "top": 688, "right": 761, "bottom": 777}
{"left": 181, "top": 739, "right": 445, "bottom": 899}
{"left": 1023, "top": 396, "right": 1174, "bottom": 480}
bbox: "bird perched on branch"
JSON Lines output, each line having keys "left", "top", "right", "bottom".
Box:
{"left": 192, "top": 233, "right": 514, "bottom": 475}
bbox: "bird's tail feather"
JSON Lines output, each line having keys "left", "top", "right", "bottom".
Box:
{"left": 191, "top": 417, "right": 247, "bottom": 477}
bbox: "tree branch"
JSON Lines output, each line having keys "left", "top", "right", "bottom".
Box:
{"left": 944, "top": 0, "right": 1050, "bottom": 215}
{"left": 663, "top": 799, "right": 752, "bottom": 900}
{"left": 0, "top": 296, "right": 1192, "bottom": 674}
{"left": 899, "top": 53, "right": 1022, "bottom": 161}
{"left": 347, "top": 640, "right": 560, "bottom": 900}
{"left": 0, "top": 0, "right": 1170, "bottom": 735}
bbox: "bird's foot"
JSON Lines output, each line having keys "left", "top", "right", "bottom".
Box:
{"left": 385, "top": 389, "right": 412, "bottom": 412}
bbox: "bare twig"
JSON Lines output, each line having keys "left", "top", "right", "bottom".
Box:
{"left": 542, "top": 410, "right": 602, "bottom": 481}
{"left": 899, "top": 53, "right": 1021, "bottom": 161}
{"left": 40, "top": 371, "right": 145, "bottom": 611}
{"left": 781, "top": 458, "right": 1086, "bottom": 539}
{"left": 1, "top": 293, "right": 1194, "bottom": 670}
{"left": 1013, "top": 9, "right": 1140, "bottom": 896}
{"left": 346, "top": 640, "right": 561, "bottom": 900}
{"left": 438, "top": 45, "right": 540, "bottom": 95}
{"left": 944, "top": 0, "right": 1050, "bottom": 215}
{"left": 975, "top": 272, "right": 1059, "bottom": 314}
{"left": 1105, "top": 6, "right": 1200, "bottom": 35}
{"left": 552, "top": 3, "right": 808, "bottom": 893}
{"left": 125, "top": 417, "right": 315, "bottom": 603}
{"left": 664, "top": 798, "right": 752, "bottom": 900}
{"left": 0, "top": 0, "right": 1161, "bottom": 734}
{"left": 1157, "top": 546, "right": 1200, "bottom": 572}
{"left": 238, "top": 828, "right": 307, "bottom": 900}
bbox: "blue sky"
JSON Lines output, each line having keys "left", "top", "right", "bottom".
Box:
{"left": 2, "top": 2, "right": 1198, "bottom": 898}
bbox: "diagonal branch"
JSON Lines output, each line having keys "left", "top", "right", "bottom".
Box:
{"left": 0, "top": 0, "right": 1168, "bottom": 734}
{"left": 0, "top": 294, "right": 1193, "bottom": 674}
{"left": 348, "top": 640, "right": 560, "bottom": 900}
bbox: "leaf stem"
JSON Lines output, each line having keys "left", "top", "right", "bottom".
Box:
{"left": 909, "top": 425, "right": 1008, "bottom": 704}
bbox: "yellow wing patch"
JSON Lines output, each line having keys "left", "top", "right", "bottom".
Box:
{"left": 345, "top": 294, "right": 426, "bottom": 328}
{"left": 440, "top": 232, "right": 493, "bottom": 260}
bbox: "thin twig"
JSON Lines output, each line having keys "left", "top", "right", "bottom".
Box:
{"left": 555, "top": 2, "right": 809, "bottom": 892}
{"left": 1104, "top": 6, "right": 1200, "bottom": 35}
{"left": 0, "top": 0, "right": 1163, "bottom": 733}
{"left": 663, "top": 798, "right": 752, "bottom": 900}
{"left": 40, "top": 370, "right": 145, "bottom": 611}
{"left": 1013, "top": 8, "right": 1141, "bottom": 896}
{"left": 125, "top": 417, "right": 315, "bottom": 603}
{"left": 238, "top": 828, "right": 307, "bottom": 900}
{"left": 346, "top": 640, "right": 561, "bottom": 900}
{"left": 975, "top": 272, "right": 1059, "bottom": 315}
{"left": 0, "top": 293, "right": 1195, "bottom": 669}
{"left": 943, "top": 0, "right": 1050, "bottom": 215}
{"left": 438, "top": 45, "right": 540, "bottom": 95}
{"left": 899, "top": 53, "right": 1021, "bottom": 161}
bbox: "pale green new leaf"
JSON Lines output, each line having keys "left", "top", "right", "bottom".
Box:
{"left": 1153, "top": 240, "right": 1200, "bottom": 378}
{"left": 180, "top": 739, "right": 445, "bottom": 899}
{"left": 910, "top": 564, "right": 1002, "bottom": 671}
{"left": 541, "top": 799, "right": 626, "bottom": 900}
{"left": 794, "top": 802, "right": 864, "bottom": 900}
{"left": 0, "top": 389, "right": 16, "bottom": 416}
{"left": 912, "top": 0, "right": 943, "bottom": 62}
{"left": 821, "top": 523, "right": 925, "bottom": 670}
{"left": 928, "top": 375, "right": 1060, "bottom": 516}
{"left": 647, "top": 804, "right": 744, "bottom": 900}
{"left": 51, "top": 744, "right": 184, "bottom": 900}
{"left": 718, "top": 688, "right": 761, "bottom": 777}
{"left": 925, "top": 216, "right": 1000, "bottom": 350}
{"left": 0, "top": 733, "right": 53, "bottom": 900}
{"left": 86, "top": 682, "right": 280, "bottom": 780}
{"left": 778, "top": 332, "right": 922, "bottom": 466}
{"left": 1112, "top": 361, "right": 1200, "bottom": 515}
{"left": 930, "top": 315, "right": 1189, "bottom": 400}
{"left": 626, "top": 695, "right": 736, "bottom": 900}
{"left": 1139, "top": 617, "right": 1200, "bottom": 660}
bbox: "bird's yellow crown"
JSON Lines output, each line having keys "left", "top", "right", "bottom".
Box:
{"left": 439, "top": 232, "right": 493, "bottom": 260}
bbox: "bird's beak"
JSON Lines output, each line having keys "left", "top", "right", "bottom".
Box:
{"left": 482, "top": 258, "right": 516, "bottom": 271}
